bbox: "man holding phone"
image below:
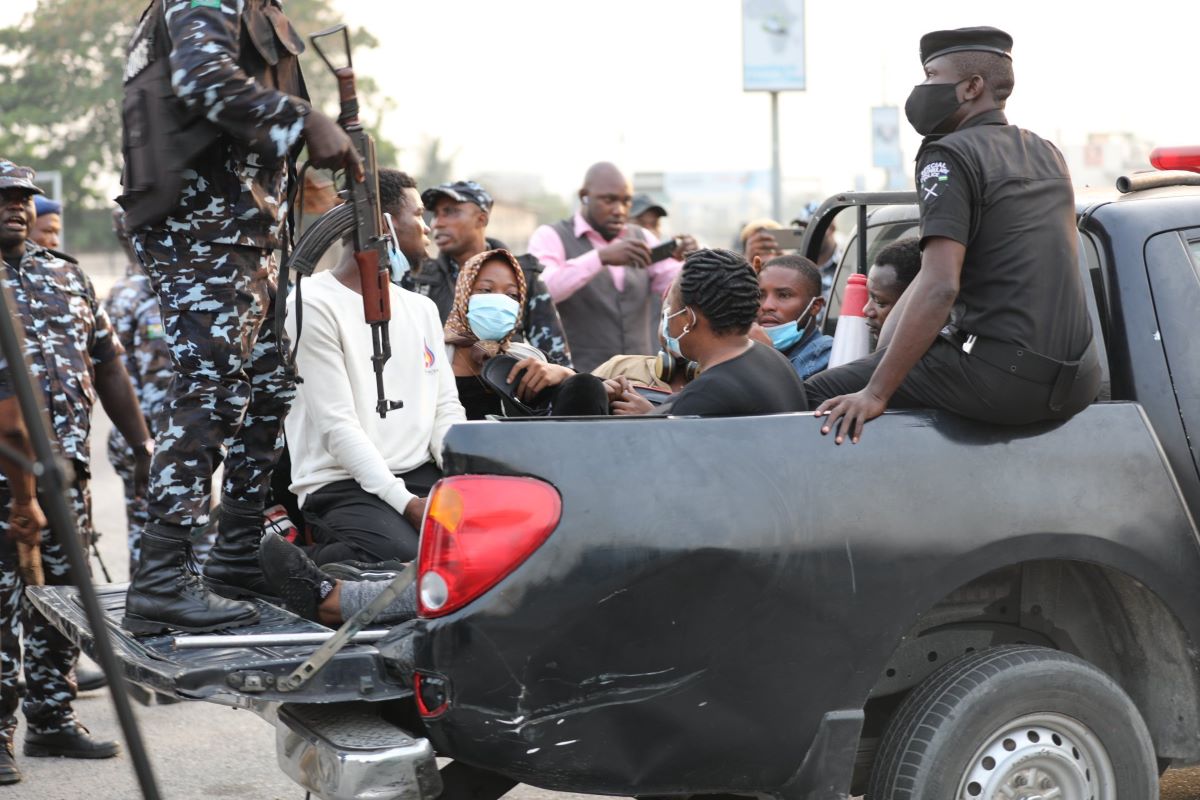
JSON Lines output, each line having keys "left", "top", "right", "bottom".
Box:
{"left": 528, "top": 162, "right": 697, "bottom": 372}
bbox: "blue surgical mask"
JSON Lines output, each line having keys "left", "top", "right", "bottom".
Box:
{"left": 387, "top": 240, "right": 410, "bottom": 285}
{"left": 764, "top": 298, "right": 817, "bottom": 352}
{"left": 764, "top": 321, "right": 802, "bottom": 351}
{"left": 383, "top": 212, "right": 410, "bottom": 285}
{"left": 467, "top": 293, "right": 520, "bottom": 341}
{"left": 659, "top": 306, "right": 693, "bottom": 358}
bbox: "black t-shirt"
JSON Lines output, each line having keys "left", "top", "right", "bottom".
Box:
{"left": 456, "top": 376, "right": 502, "bottom": 421}
{"left": 914, "top": 109, "right": 1093, "bottom": 361}
{"left": 655, "top": 342, "right": 808, "bottom": 417}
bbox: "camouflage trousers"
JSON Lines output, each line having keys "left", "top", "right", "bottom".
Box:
{"left": 111, "top": 450, "right": 217, "bottom": 573}
{"left": 109, "top": 448, "right": 149, "bottom": 573}
{"left": 132, "top": 232, "right": 296, "bottom": 528}
{"left": 0, "top": 475, "right": 91, "bottom": 733}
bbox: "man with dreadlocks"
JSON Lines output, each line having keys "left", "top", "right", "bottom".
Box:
{"left": 608, "top": 249, "right": 808, "bottom": 418}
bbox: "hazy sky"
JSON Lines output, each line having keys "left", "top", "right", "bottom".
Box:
{"left": 4, "top": 0, "right": 1197, "bottom": 199}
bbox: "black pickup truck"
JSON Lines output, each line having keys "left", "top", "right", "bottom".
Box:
{"left": 30, "top": 162, "right": 1200, "bottom": 800}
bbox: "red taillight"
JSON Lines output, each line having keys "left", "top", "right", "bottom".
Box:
{"left": 417, "top": 475, "right": 561, "bottom": 618}
{"left": 1150, "top": 146, "right": 1200, "bottom": 174}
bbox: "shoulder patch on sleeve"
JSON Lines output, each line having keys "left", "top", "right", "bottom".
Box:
{"left": 919, "top": 160, "right": 951, "bottom": 203}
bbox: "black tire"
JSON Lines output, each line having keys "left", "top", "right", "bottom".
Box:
{"left": 867, "top": 645, "right": 1157, "bottom": 800}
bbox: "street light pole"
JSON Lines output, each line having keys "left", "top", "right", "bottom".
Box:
{"left": 770, "top": 90, "right": 782, "bottom": 222}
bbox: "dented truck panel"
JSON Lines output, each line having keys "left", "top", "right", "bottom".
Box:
{"left": 414, "top": 402, "right": 1200, "bottom": 796}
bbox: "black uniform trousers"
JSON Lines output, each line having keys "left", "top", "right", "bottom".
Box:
{"left": 805, "top": 336, "right": 1101, "bottom": 425}
{"left": 302, "top": 463, "right": 442, "bottom": 567}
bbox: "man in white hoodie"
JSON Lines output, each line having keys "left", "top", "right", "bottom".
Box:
{"left": 285, "top": 171, "right": 465, "bottom": 566}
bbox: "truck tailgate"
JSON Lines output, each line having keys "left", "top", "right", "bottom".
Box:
{"left": 27, "top": 583, "right": 412, "bottom": 705}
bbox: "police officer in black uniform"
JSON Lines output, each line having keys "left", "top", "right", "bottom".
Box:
{"left": 806, "top": 26, "right": 1100, "bottom": 444}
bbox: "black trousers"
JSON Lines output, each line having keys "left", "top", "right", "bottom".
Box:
{"left": 302, "top": 462, "right": 442, "bottom": 566}
{"left": 804, "top": 337, "right": 1101, "bottom": 425}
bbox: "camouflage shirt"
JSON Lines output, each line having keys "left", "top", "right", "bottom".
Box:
{"left": 154, "top": 0, "right": 308, "bottom": 248}
{"left": 104, "top": 267, "right": 173, "bottom": 465}
{"left": 1, "top": 244, "right": 122, "bottom": 468}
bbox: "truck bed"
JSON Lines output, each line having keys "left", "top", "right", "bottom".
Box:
{"left": 28, "top": 583, "right": 412, "bottom": 705}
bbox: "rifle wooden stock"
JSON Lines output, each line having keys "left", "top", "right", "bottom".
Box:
{"left": 355, "top": 250, "right": 391, "bottom": 324}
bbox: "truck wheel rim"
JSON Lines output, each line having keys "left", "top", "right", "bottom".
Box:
{"left": 955, "top": 712, "right": 1115, "bottom": 800}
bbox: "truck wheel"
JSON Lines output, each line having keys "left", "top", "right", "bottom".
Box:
{"left": 868, "top": 645, "right": 1156, "bottom": 800}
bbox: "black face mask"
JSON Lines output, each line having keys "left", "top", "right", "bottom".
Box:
{"left": 904, "top": 80, "right": 966, "bottom": 136}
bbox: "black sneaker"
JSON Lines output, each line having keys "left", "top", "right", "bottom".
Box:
{"left": 24, "top": 718, "right": 119, "bottom": 759}
{"left": 321, "top": 559, "right": 408, "bottom": 582}
{"left": 258, "top": 533, "right": 334, "bottom": 623}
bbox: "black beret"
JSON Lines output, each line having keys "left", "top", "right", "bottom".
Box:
{"left": 920, "top": 26, "right": 1013, "bottom": 65}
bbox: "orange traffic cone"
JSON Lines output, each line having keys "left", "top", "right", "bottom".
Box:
{"left": 828, "top": 274, "right": 872, "bottom": 368}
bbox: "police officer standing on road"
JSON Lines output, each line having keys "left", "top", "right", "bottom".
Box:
{"left": 0, "top": 160, "right": 153, "bottom": 777}
{"left": 119, "top": 0, "right": 361, "bottom": 634}
{"left": 806, "top": 27, "right": 1101, "bottom": 444}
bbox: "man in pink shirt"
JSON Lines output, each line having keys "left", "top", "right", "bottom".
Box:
{"left": 527, "top": 162, "right": 695, "bottom": 371}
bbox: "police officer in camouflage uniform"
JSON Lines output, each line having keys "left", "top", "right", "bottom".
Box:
{"left": 119, "top": 0, "right": 360, "bottom": 633}
{"left": 0, "top": 160, "right": 153, "bottom": 773}
{"left": 105, "top": 209, "right": 173, "bottom": 575}
{"left": 415, "top": 181, "right": 573, "bottom": 367}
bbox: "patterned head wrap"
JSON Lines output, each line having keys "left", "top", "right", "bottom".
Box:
{"left": 444, "top": 248, "right": 527, "bottom": 362}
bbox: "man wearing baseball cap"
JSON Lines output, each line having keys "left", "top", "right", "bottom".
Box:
{"left": 415, "top": 180, "right": 572, "bottom": 367}
{"left": 630, "top": 194, "right": 668, "bottom": 239}
{"left": 807, "top": 27, "right": 1099, "bottom": 445}
{"left": 0, "top": 159, "right": 155, "bottom": 777}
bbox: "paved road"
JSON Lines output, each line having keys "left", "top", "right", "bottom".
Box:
{"left": 4, "top": 272, "right": 1199, "bottom": 798}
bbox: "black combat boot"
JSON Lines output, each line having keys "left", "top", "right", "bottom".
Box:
{"left": 122, "top": 523, "right": 260, "bottom": 635}
{"left": 0, "top": 716, "right": 19, "bottom": 784}
{"left": 203, "top": 499, "right": 279, "bottom": 601}
{"left": 24, "top": 716, "right": 119, "bottom": 759}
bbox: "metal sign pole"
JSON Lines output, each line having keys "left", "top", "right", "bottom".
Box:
{"left": 770, "top": 90, "right": 782, "bottom": 222}
{"left": 0, "top": 283, "right": 160, "bottom": 799}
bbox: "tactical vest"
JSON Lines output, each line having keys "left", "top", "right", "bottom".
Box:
{"left": 118, "top": 0, "right": 307, "bottom": 230}
{"left": 549, "top": 220, "right": 654, "bottom": 373}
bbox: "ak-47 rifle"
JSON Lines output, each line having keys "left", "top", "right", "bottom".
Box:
{"left": 310, "top": 26, "right": 402, "bottom": 418}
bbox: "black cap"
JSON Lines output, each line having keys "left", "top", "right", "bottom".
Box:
{"left": 420, "top": 180, "right": 494, "bottom": 213}
{"left": 630, "top": 193, "right": 667, "bottom": 219}
{"left": 0, "top": 160, "right": 44, "bottom": 195}
{"left": 920, "top": 26, "right": 1013, "bottom": 65}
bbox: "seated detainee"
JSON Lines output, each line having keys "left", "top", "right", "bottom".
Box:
{"left": 447, "top": 248, "right": 606, "bottom": 419}
{"left": 591, "top": 325, "right": 700, "bottom": 396}
{"left": 864, "top": 238, "right": 922, "bottom": 343}
{"left": 608, "top": 249, "right": 809, "bottom": 417}
{"left": 284, "top": 227, "right": 466, "bottom": 568}
{"left": 757, "top": 255, "right": 834, "bottom": 380}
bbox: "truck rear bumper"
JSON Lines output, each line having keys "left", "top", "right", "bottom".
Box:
{"left": 274, "top": 702, "right": 442, "bottom": 800}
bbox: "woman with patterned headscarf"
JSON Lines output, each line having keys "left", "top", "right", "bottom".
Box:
{"left": 446, "top": 248, "right": 577, "bottom": 419}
